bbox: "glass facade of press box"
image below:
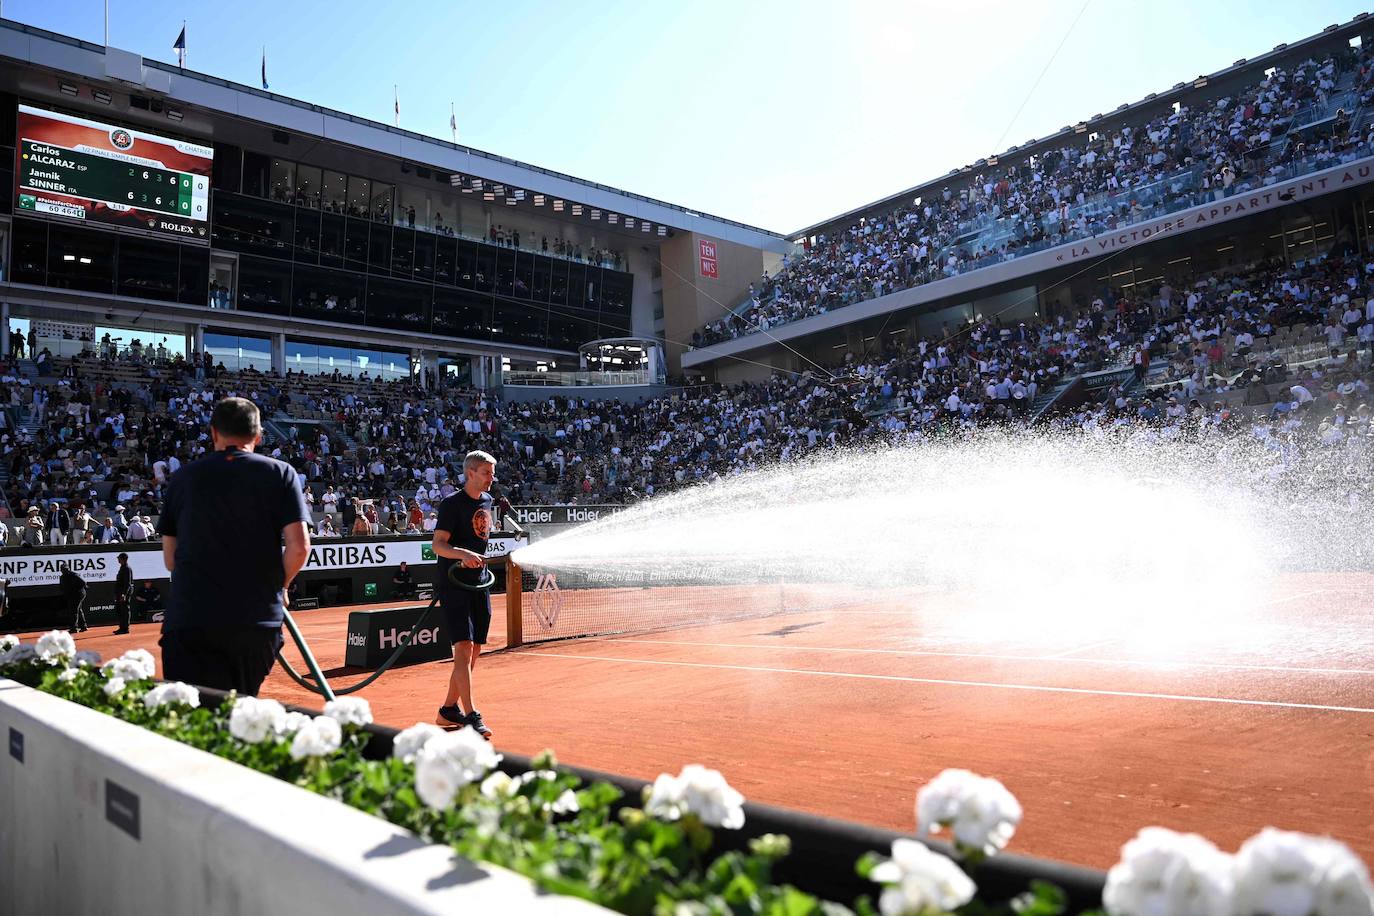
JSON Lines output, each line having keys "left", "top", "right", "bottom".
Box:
{"left": 284, "top": 339, "right": 410, "bottom": 382}
{"left": 0, "top": 92, "right": 635, "bottom": 354}
{"left": 208, "top": 143, "right": 635, "bottom": 349}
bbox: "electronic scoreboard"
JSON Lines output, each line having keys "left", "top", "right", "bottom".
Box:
{"left": 15, "top": 104, "right": 213, "bottom": 241}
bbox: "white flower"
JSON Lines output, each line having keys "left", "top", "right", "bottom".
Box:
{"left": 869, "top": 838, "right": 977, "bottom": 916}
{"left": 277, "top": 711, "right": 313, "bottom": 736}
{"left": 480, "top": 770, "right": 518, "bottom": 799}
{"left": 35, "top": 630, "right": 76, "bottom": 664}
{"left": 289, "top": 716, "right": 342, "bottom": 760}
{"left": 0, "top": 634, "right": 17, "bottom": 652}
{"left": 74, "top": 650, "right": 102, "bottom": 667}
{"left": 414, "top": 728, "right": 502, "bottom": 810}
{"left": 1234, "top": 828, "right": 1374, "bottom": 916}
{"left": 228, "top": 696, "right": 288, "bottom": 744}
{"left": 393, "top": 723, "right": 444, "bottom": 762}
{"left": 645, "top": 764, "right": 746, "bottom": 830}
{"left": 1103, "top": 827, "right": 1233, "bottom": 916}
{"left": 142, "top": 682, "right": 200, "bottom": 711}
{"left": 0, "top": 644, "right": 36, "bottom": 666}
{"left": 103, "top": 677, "right": 126, "bottom": 697}
{"left": 101, "top": 649, "right": 156, "bottom": 683}
{"left": 57, "top": 667, "right": 82, "bottom": 684}
{"left": 547, "top": 789, "right": 580, "bottom": 815}
{"left": 916, "top": 768, "right": 1022, "bottom": 857}
{"left": 323, "top": 696, "right": 373, "bottom": 727}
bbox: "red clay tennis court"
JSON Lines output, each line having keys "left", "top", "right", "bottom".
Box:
{"left": 66, "top": 569, "right": 1374, "bottom": 871}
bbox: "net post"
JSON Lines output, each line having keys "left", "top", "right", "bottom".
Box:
{"left": 505, "top": 557, "right": 523, "bottom": 649}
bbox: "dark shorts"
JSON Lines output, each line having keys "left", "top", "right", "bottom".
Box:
{"left": 160, "top": 626, "right": 283, "bottom": 696}
{"left": 441, "top": 591, "right": 491, "bottom": 645}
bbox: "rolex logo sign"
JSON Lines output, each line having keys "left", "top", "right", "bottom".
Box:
{"left": 532, "top": 573, "right": 563, "bottom": 630}
{"left": 421, "top": 545, "right": 436, "bottom": 561}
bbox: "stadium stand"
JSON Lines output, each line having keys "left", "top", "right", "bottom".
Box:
{"left": 694, "top": 41, "right": 1374, "bottom": 345}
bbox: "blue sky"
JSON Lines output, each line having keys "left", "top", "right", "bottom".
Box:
{"left": 7, "top": 0, "right": 1371, "bottom": 233}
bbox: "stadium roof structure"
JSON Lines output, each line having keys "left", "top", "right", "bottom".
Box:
{"left": 789, "top": 11, "right": 1374, "bottom": 242}
{"left": 0, "top": 17, "right": 790, "bottom": 253}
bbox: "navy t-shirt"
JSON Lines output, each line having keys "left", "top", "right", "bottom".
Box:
{"left": 158, "top": 446, "right": 311, "bottom": 631}
{"left": 435, "top": 489, "right": 493, "bottom": 596}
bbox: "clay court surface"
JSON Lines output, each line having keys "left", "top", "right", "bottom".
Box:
{"left": 50, "top": 570, "right": 1374, "bottom": 870}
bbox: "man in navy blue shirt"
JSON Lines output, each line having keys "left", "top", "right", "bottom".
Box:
{"left": 431, "top": 450, "right": 496, "bottom": 737}
{"left": 157, "top": 398, "right": 311, "bottom": 695}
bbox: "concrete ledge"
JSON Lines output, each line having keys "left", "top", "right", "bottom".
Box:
{"left": 0, "top": 679, "right": 605, "bottom": 916}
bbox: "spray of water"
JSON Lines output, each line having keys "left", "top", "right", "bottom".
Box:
{"left": 512, "top": 429, "right": 1373, "bottom": 651}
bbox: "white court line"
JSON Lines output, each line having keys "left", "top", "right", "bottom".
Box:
{"left": 525, "top": 651, "right": 1374, "bottom": 714}
{"left": 602, "top": 638, "right": 1374, "bottom": 677}
{"left": 1040, "top": 638, "right": 1121, "bottom": 659}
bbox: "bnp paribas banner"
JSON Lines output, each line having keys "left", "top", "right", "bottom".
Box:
{"left": 302, "top": 533, "right": 526, "bottom": 572}
{"left": 0, "top": 533, "right": 527, "bottom": 588}
{"left": 0, "top": 549, "right": 169, "bottom": 588}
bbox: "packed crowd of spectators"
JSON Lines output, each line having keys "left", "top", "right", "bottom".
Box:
{"left": 696, "top": 43, "right": 1374, "bottom": 347}
{"left": 1, "top": 239, "right": 1372, "bottom": 546}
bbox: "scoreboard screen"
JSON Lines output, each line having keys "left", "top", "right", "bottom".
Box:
{"left": 15, "top": 104, "right": 213, "bottom": 242}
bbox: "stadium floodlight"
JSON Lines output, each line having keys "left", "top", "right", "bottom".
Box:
{"left": 93, "top": 89, "right": 112, "bottom": 104}
{"left": 1193, "top": 76, "right": 1207, "bottom": 88}
{"left": 987, "top": 155, "right": 998, "bottom": 166}
{"left": 590, "top": 209, "right": 601, "bottom": 220}
{"left": 450, "top": 173, "right": 464, "bottom": 186}
{"left": 553, "top": 199, "right": 565, "bottom": 211}
{"left": 534, "top": 194, "right": 545, "bottom": 206}
{"left": 657, "top": 225, "right": 667, "bottom": 236}
{"left": 59, "top": 82, "right": 79, "bottom": 97}
{"left": 513, "top": 189, "right": 526, "bottom": 200}
{"left": 608, "top": 213, "right": 618, "bottom": 224}
{"left": 641, "top": 222, "right": 650, "bottom": 232}
{"left": 166, "top": 107, "right": 183, "bottom": 121}
{"left": 506, "top": 197, "right": 517, "bottom": 205}
{"left": 483, "top": 191, "right": 495, "bottom": 201}
{"left": 492, "top": 184, "right": 505, "bottom": 195}
{"left": 571, "top": 204, "right": 583, "bottom": 216}
{"left": 625, "top": 217, "right": 635, "bottom": 228}
{"left": 1074, "top": 122, "right": 1088, "bottom": 133}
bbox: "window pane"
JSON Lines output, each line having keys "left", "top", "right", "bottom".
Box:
{"left": 566, "top": 262, "right": 586, "bottom": 308}
{"left": 117, "top": 237, "right": 179, "bottom": 301}
{"left": 347, "top": 176, "right": 371, "bottom": 218}
{"left": 455, "top": 239, "right": 478, "bottom": 288}
{"left": 243, "top": 151, "right": 271, "bottom": 198}
{"left": 295, "top": 164, "right": 322, "bottom": 209}
{"left": 212, "top": 143, "right": 242, "bottom": 193}
{"left": 49, "top": 225, "right": 115, "bottom": 294}
{"left": 12, "top": 218, "right": 46, "bottom": 284}
{"left": 491, "top": 302, "right": 546, "bottom": 347}
{"left": 323, "top": 170, "right": 348, "bottom": 213}
{"left": 345, "top": 218, "right": 369, "bottom": 272}
{"left": 531, "top": 252, "right": 551, "bottom": 301}
{"left": 474, "top": 243, "right": 495, "bottom": 292}
{"left": 366, "top": 276, "right": 430, "bottom": 332}
{"left": 413, "top": 232, "right": 434, "bottom": 282}
{"left": 370, "top": 182, "right": 393, "bottom": 223}
{"left": 391, "top": 227, "right": 413, "bottom": 275}
{"left": 550, "top": 258, "right": 569, "bottom": 306}
{"left": 434, "top": 234, "right": 456, "bottom": 285}
{"left": 238, "top": 257, "right": 291, "bottom": 315}
{"left": 294, "top": 207, "right": 320, "bottom": 264}
{"left": 368, "top": 223, "right": 391, "bottom": 272}
{"left": 285, "top": 340, "right": 319, "bottom": 375}
{"left": 269, "top": 158, "right": 295, "bottom": 203}
{"left": 178, "top": 245, "right": 209, "bottom": 305}
{"left": 211, "top": 192, "right": 294, "bottom": 258}
{"left": 320, "top": 212, "right": 345, "bottom": 268}
{"left": 433, "top": 286, "right": 491, "bottom": 340}
{"left": 292, "top": 265, "right": 364, "bottom": 323}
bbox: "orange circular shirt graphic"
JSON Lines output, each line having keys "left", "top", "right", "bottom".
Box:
{"left": 471, "top": 508, "right": 491, "bottom": 539}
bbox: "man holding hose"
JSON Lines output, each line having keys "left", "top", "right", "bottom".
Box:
{"left": 431, "top": 449, "right": 497, "bottom": 738}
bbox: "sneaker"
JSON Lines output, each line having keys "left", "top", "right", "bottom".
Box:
{"left": 436, "top": 704, "right": 466, "bottom": 728}
{"left": 465, "top": 709, "right": 493, "bottom": 739}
